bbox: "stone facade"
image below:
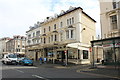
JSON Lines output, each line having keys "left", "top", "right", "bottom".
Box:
{"left": 26, "top": 6, "right": 96, "bottom": 64}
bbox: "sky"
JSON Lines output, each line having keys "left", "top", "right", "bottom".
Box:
{"left": 0, "top": 0, "right": 100, "bottom": 38}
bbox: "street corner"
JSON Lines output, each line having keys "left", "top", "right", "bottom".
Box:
{"left": 76, "top": 67, "right": 98, "bottom": 73}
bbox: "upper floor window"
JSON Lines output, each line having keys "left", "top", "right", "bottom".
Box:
{"left": 70, "top": 18, "right": 72, "bottom": 25}
{"left": 49, "top": 26, "right": 51, "bottom": 31}
{"left": 28, "top": 34, "right": 31, "bottom": 39}
{"left": 54, "top": 34, "right": 57, "bottom": 41}
{"left": 60, "top": 22, "right": 63, "bottom": 27}
{"left": 113, "top": 1, "right": 117, "bottom": 9}
{"left": 110, "top": 15, "right": 117, "bottom": 30}
{"left": 49, "top": 37, "right": 50, "bottom": 43}
{"left": 33, "top": 33, "right": 35, "bottom": 37}
{"left": 44, "top": 28, "right": 46, "bottom": 33}
{"left": 54, "top": 24, "right": 56, "bottom": 30}
{"left": 67, "top": 19, "right": 69, "bottom": 25}
{"left": 71, "top": 30, "right": 74, "bottom": 38}
{"left": 51, "top": 35, "right": 53, "bottom": 41}
{"left": 60, "top": 33, "right": 63, "bottom": 41}
{"left": 36, "top": 31, "right": 40, "bottom": 36}
{"left": 66, "top": 30, "right": 69, "bottom": 39}
{"left": 43, "top": 38, "right": 46, "bottom": 44}
{"left": 72, "top": 17, "right": 74, "bottom": 24}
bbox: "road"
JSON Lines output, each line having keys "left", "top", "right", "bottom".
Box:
{"left": 0, "top": 61, "right": 118, "bottom": 80}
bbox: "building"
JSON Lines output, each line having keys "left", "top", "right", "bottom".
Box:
{"left": 0, "top": 37, "right": 11, "bottom": 58}
{"left": 91, "top": 0, "right": 120, "bottom": 65}
{"left": 6, "top": 35, "right": 26, "bottom": 56}
{"left": 26, "top": 6, "right": 96, "bottom": 64}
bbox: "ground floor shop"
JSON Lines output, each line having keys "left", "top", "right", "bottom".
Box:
{"left": 26, "top": 43, "right": 92, "bottom": 64}
{"left": 91, "top": 37, "right": 120, "bottom": 65}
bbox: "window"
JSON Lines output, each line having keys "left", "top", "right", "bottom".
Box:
{"left": 66, "top": 30, "right": 69, "bottom": 39}
{"left": 72, "top": 17, "right": 74, "bottom": 24}
{"left": 70, "top": 18, "right": 72, "bottom": 25}
{"left": 51, "top": 35, "right": 53, "bottom": 41}
{"left": 28, "top": 34, "right": 31, "bottom": 39}
{"left": 44, "top": 28, "right": 46, "bottom": 33}
{"left": 71, "top": 30, "right": 74, "bottom": 38}
{"left": 49, "top": 26, "right": 51, "bottom": 31}
{"left": 18, "top": 45, "right": 20, "bottom": 48}
{"left": 44, "top": 38, "right": 46, "bottom": 44}
{"left": 41, "top": 38, "right": 42, "bottom": 43}
{"left": 49, "top": 37, "right": 50, "bottom": 43}
{"left": 67, "top": 19, "right": 69, "bottom": 25}
{"left": 54, "top": 24, "right": 56, "bottom": 30}
{"left": 55, "top": 34, "right": 57, "bottom": 41}
{"left": 113, "top": 1, "right": 117, "bottom": 9}
{"left": 110, "top": 15, "right": 117, "bottom": 30}
{"left": 83, "top": 50, "right": 88, "bottom": 59}
{"left": 60, "top": 33, "right": 63, "bottom": 41}
{"left": 36, "top": 31, "right": 40, "bottom": 36}
{"left": 33, "top": 33, "right": 35, "bottom": 37}
{"left": 60, "top": 22, "right": 63, "bottom": 27}
{"left": 22, "top": 46, "right": 24, "bottom": 48}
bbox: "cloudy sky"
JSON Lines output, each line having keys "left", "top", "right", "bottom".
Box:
{"left": 0, "top": 0, "right": 100, "bottom": 38}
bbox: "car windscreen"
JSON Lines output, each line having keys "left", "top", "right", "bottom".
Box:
{"left": 8, "top": 54, "right": 17, "bottom": 58}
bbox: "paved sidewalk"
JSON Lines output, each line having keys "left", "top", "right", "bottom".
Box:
{"left": 33, "top": 61, "right": 120, "bottom": 79}
{"left": 77, "top": 64, "right": 120, "bottom": 79}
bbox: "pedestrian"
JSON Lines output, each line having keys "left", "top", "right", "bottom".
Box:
{"left": 44, "top": 57, "right": 47, "bottom": 64}
{"left": 39, "top": 57, "right": 42, "bottom": 65}
{"left": 101, "top": 60, "right": 104, "bottom": 65}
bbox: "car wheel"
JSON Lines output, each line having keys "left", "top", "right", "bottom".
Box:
{"left": 4, "top": 61, "right": 8, "bottom": 65}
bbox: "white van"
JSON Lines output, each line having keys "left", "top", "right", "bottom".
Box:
{"left": 2, "top": 53, "right": 18, "bottom": 65}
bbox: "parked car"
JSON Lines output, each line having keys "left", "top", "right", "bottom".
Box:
{"left": 19, "top": 58, "right": 33, "bottom": 66}
{"left": 2, "top": 53, "right": 18, "bottom": 65}
{"left": 17, "top": 57, "right": 25, "bottom": 63}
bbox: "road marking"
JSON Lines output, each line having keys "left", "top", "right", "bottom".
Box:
{"left": 15, "top": 69, "right": 24, "bottom": 73}
{"left": 76, "top": 69, "right": 120, "bottom": 79}
{"left": 32, "top": 75, "right": 49, "bottom": 80}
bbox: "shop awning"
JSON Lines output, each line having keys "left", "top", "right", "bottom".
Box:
{"left": 66, "top": 42, "right": 90, "bottom": 50}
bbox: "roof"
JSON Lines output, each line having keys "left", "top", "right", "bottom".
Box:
{"left": 58, "top": 7, "right": 96, "bottom": 23}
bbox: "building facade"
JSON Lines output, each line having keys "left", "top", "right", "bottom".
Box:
{"left": 0, "top": 37, "right": 11, "bottom": 58}
{"left": 6, "top": 35, "right": 26, "bottom": 55}
{"left": 91, "top": 1, "right": 120, "bottom": 65}
{"left": 26, "top": 6, "right": 96, "bottom": 64}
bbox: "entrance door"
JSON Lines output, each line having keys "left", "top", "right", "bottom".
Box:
{"left": 61, "top": 51, "right": 65, "bottom": 62}
{"left": 35, "top": 52, "right": 38, "bottom": 61}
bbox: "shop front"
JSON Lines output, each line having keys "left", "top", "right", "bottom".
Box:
{"left": 91, "top": 37, "right": 120, "bottom": 66}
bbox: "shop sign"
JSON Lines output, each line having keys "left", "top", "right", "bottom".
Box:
{"left": 115, "top": 40, "right": 120, "bottom": 47}
{"left": 103, "top": 40, "right": 113, "bottom": 47}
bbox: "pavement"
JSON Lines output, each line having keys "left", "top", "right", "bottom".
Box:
{"left": 33, "top": 61, "right": 120, "bottom": 79}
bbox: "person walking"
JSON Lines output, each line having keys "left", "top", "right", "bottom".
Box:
{"left": 44, "top": 57, "right": 47, "bottom": 64}
{"left": 39, "top": 57, "right": 43, "bottom": 65}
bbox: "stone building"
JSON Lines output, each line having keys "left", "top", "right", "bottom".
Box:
{"left": 0, "top": 37, "right": 11, "bottom": 58}
{"left": 91, "top": 0, "right": 120, "bottom": 65}
{"left": 26, "top": 6, "right": 96, "bottom": 64}
{"left": 6, "top": 35, "right": 26, "bottom": 55}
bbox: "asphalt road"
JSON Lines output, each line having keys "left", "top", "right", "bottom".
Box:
{"left": 1, "top": 61, "right": 118, "bottom": 80}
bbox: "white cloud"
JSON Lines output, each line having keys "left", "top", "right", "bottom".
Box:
{"left": 0, "top": 0, "right": 101, "bottom": 38}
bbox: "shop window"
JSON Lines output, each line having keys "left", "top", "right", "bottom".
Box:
{"left": 83, "top": 50, "right": 88, "bottom": 59}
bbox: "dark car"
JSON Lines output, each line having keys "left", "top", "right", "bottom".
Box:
{"left": 19, "top": 58, "right": 33, "bottom": 66}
